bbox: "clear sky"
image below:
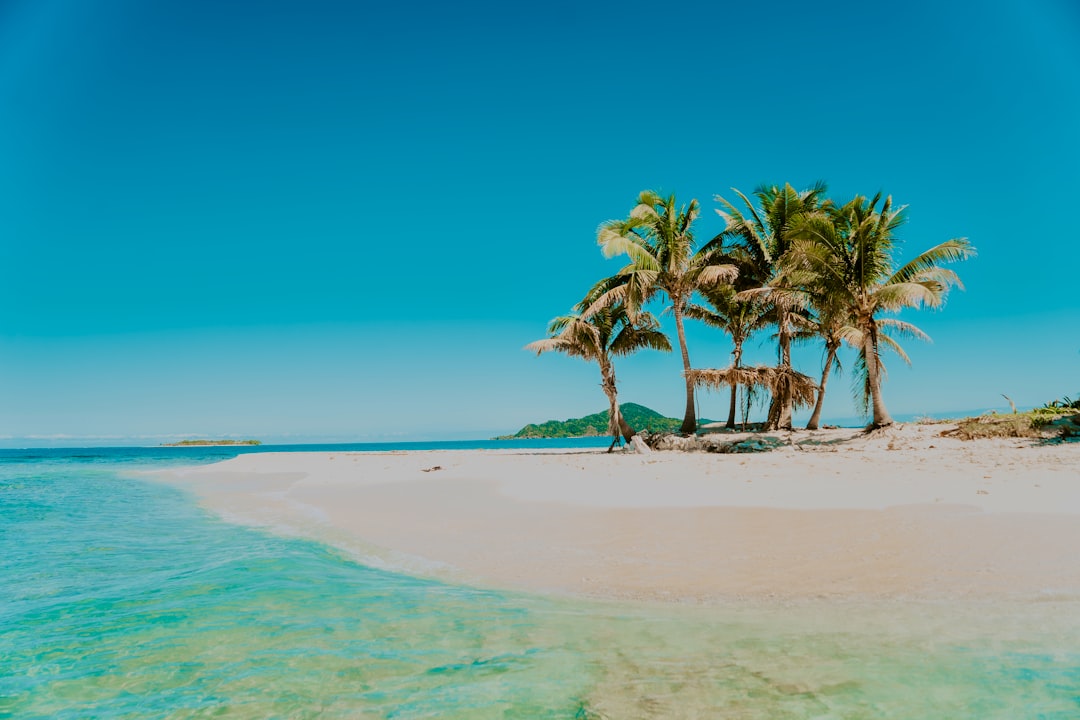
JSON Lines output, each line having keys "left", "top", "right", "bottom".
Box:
{"left": 1, "top": 0, "right": 1078, "bottom": 446}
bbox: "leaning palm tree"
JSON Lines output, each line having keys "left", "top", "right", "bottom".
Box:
{"left": 802, "top": 301, "right": 852, "bottom": 430}
{"left": 785, "top": 194, "right": 974, "bottom": 428}
{"left": 527, "top": 294, "right": 671, "bottom": 448}
{"left": 711, "top": 182, "right": 830, "bottom": 429}
{"left": 686, "top": 284, "right": 773, "bottom": 428}
{"left": 594, "top": 191, "right": 737, "bottom": 434}
{"left": 774, "top": 259, "right": 857, "bottom": 430}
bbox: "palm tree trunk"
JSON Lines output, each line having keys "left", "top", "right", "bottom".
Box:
{"left": 777, "top": 315, "right": 793, "bottom": 430}
{"left": 601, "top": 363, "right": 634, "bottom": 445}
{"left": 765, "top": 399, "right": 779, "bottom": 429}
{"left": 767, "top": 308, "right": 793, "bottom": 430}
{"left": 806, "top": 342, "right": 838, "bottom": 430}
{"left": 673, "top": 303, "right": 697, "bottom": 435}
{"left": 864, "top": 326, "right": 894, "bottom": 428}
{"left": 726, "top": 343, "right": 742, "bottom": 429}
{"left": 742, "top": 385, "right": 753, "bottom": 429}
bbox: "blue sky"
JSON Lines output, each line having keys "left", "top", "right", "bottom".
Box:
{"left": 1, "top": 0, "right": 1078, "bottom": 445}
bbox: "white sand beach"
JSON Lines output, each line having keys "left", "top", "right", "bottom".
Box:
{"left": 157, "top": 425, "right": 1080, "bottom": 603}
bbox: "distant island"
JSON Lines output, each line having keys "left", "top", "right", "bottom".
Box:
{"left": 496, "top": 403, "right": 710, "bottom": 439}
{"left": 162, "top": 439, "right": 262, "bottom": 447}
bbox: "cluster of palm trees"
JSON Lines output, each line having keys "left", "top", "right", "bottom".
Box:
{"left": 529, "top": 182, "right": 974, "bottom": 440}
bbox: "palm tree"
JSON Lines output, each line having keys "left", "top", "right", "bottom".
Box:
{"left": 773, "top": 256, "right": 856, "bottom": 430}
{"left": 686, "top": 284, "right": 773, "bottom": 428}
{"left": 802, "top": 306, "right": 848, "bottom": 430}
{"left": 594, "top": 190, "right": 737, "bottom": 434}
{"left": 527, "top": 293, "right": 671, "bottom": 448}
{"left": 711, "top": 182, "right": 830, "bottom": 429}
{"left": 785, "top": 194, "right": 974, "bottom": 428}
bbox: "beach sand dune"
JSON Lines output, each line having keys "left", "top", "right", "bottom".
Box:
{"left": 157, "top": 425, "right": 1080, "bottom": 602}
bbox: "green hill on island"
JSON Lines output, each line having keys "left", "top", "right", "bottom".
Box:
{"left": 497, "top": 403, "right": 708, "bottom": 439}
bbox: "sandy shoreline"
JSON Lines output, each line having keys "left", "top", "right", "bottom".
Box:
{"left": 154, "top": 425, "right": 1080, "bottom": 603}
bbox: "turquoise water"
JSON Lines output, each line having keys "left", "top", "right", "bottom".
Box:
{"left": 3, "top": 448, "right": 1080, "bottom": 718}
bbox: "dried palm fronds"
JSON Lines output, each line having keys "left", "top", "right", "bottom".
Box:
{"left": 688, "top": 365, "right": 818, "bottom": 410}
{"left": 688, "top": 366, "right": 773, "bottom": 392}
{"left": 769, "top": 366, "right": 818, "bottom": 409}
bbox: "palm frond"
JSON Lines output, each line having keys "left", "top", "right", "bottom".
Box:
{"left": 694, "top": 261, "right": 739, "bottom": 287}
{"left": 611, "top": 322, "right": 672, "bottom": 356}
{"left": 580, "top": 283, "right": 627, "bottom": 319}
{"left": 873, "top": 281, "right": 944, "bottom": 311}
{"left": 526, "top": 317, "right": 601, "bottom": 360}
{"left": 851, "top": 350, "right": 871, "bottom": 415}
{"left": 524, "top": 337, "right": 566, "bottom": 355}
{"left": 688, "top": 365, "right": 775, "bottom": 392}
{"left": 597, "top": 224, "right": 656, "bottom": 265}
{"left": 636, "top": 189, "right": 663, "bottom": 209}
{"left": 877, "top": 333, "right": 912, "bottom": 366}
{"left": 876, "top": 317, "right": 931, "bottom": 343}
{"left": 838, "top": 324, "right": 865, "bottom": 347}
{"left": 630, "top": 201, "right": 659, "bottom": 223}
{"left": 689, "top": 365, "right": 816, "bottom": 408}
{"left": 684, "top": 303, "right": 726, "bottom": 328}
{"left": 888, "top": 239, "right": 974, "bottom": 285}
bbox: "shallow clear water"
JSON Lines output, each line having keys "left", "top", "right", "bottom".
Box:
{"left": 3, "top": 448, "right": 1080, "bottom": 718}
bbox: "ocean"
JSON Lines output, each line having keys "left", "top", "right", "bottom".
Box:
{"left": 3, "top": 443, "right": 1079, "bottom": 718}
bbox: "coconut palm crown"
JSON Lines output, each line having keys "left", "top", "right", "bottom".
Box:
{"left": 711, "top": 182, "right": 831, "bottom": 429}
{"left": 784, "top": 193, "right": 975, "bottom": 427}
{"left": 527, "top": 292, "right": 671, "bottom": 448}
{"left": 593, "top": 190, "right": 737, "bottom": 435}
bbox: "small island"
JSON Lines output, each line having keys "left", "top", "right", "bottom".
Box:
{"left": 162, "top": 439, "right": 262, "bottom": 447}
{"left": 496, "top": 403, "right": 711, "bottom": 439}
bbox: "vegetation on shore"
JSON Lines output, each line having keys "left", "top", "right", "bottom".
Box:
{"left": 530, "top": 182, "right": 975, "bottom": 441}
{"left": 944, "top": 393, "right": 1080, "bottom": 441}
{"left": 1042, "top": 393, "right": 1080, "bottom": 412}
{"left": 162, "top": 439, "right": 262, "bottom": 446}
{"left": 496, "top": 403, "right": 709, "bottom": 440}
